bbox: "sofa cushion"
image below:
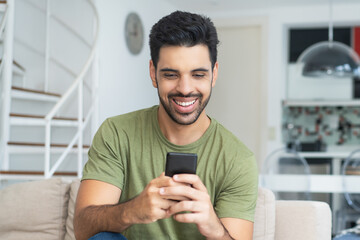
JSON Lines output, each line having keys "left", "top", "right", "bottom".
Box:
{"left": 253, "top": 187, "right": 276, "bottom": 240}
{"left": 64, "top": 179, "right": 80, "bottom": 240}
{"left": 0, "top": 178, "right": 70, "bottom": 240}
{"left": 275, "top": 200, "right": 332, "bottom": 240}
{"left": 64, "top": 183, "right": 277, "bottom": 240}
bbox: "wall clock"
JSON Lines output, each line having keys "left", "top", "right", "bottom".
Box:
{"left": 124, "top": 12, "right": 144, "bottom": 55}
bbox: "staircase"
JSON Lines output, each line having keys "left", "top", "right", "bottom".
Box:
{"left": 0, "top": 0, "right": 99, "bottom": 182}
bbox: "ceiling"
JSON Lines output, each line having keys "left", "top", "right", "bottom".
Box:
{"left": 166, "top": 0, "right": 360, "bottom": 13}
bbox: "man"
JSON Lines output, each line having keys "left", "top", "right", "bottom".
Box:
{"left": 74, "top": 11, "right": 258, "bottom": 240}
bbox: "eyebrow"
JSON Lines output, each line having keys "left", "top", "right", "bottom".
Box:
{"left": 159, "top": 68, "right": 209, "bottom": 73}
{"left": 192, "top": 68, "right": 209, "bottom": 72}
{"left": 159, "top": 68, "right": 178, "bottom": 73}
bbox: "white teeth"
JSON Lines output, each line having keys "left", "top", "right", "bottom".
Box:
{"left": 175, "top": 99, "right": 196, "bottom": 107}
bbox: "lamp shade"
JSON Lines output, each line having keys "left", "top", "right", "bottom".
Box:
{"left": 297, "top": 41, "right": 360, "bottom": 78}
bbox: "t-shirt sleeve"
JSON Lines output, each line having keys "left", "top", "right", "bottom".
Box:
{"left": 82, "top": 119, "right": 125, "bottom": 190}
{"left": 214, "top": 154, "right": 258, "bottom": 222}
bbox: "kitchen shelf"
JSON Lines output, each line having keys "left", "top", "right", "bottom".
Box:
{"left": 282, "top": 99, "right": 360, "bottom": 107}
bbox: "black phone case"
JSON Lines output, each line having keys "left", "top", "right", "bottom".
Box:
{"left": 165, "top": 152, "right": 197, "bottom": 177}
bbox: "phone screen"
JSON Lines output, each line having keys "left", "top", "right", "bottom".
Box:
{"left": 165, "top": 152, "right": 197, "bottom": 177}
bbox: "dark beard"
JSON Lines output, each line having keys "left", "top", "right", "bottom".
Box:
{"left": 156, "top": 78, "right": 212, "bottom": 125}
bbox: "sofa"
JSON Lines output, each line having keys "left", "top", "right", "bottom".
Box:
{"left": 0, "top": 178, "right": 332, "bottom": 240}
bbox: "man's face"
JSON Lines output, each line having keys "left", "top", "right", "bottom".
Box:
{"left": 150, "top": 45, "right": 218, "bottom": 125}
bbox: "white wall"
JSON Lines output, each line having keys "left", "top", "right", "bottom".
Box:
{"left": 94, "top": 0, "right": 177, "bottom": 125}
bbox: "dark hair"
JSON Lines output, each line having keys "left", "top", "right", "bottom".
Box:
{"left": 149, "top": 11, "right": 219, "bottom": 69}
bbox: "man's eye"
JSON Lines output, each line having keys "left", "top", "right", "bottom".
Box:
{"left": 193, "top": 74, "right": 205, "bottom": 78}
{"left": 163, "top": 73, "right": 177, "bottom": 79}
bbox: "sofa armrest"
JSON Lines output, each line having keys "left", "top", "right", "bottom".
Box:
{"left": 275, "top": 200, "right": 332, "bottom": 240}
{"left": 253, "top": 187, "right": 276, "bottom": 240}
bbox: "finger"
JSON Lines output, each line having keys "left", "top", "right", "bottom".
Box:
{"left": 168, "top": 199, "right": 206, "bottom": 215}
{"left": 139, "top": 198, "right": 174, "bottom": 222}
{"left": 173, "top": 212, "right": 198, "bottom": 223}
{"left": 156, "top": 198, "right": 179, "bottom": 218}
{"left": 170, "top": 201, "right": 205, "bottom": 224}
{"left": 150, "top": 173, "right": 175, "bottom": 188}
{"left": 162, "top": 196, "right": 190, "bottom": 201}
{"left": 160, "top": 185, "right": 207, "bottom": 201}
{"left": 173, "top": 174, "right": 207, "bottom": 192}
{"left": 159, "top": 186, "right": 191, "bottom": 201}
{"left": 152, "top": 206, "right": 172, "bottom": 220}
{"left": 152, "top": 173, "right": 192, "bottom": 189}
{"left": 162, "top": 195, "right": 191, "bottom": 201}
{"left": 158, "top": 198, "right": 178, "bottom": 209}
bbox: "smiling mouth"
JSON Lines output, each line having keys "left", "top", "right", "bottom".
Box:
{"left": 174, "top": 99, "right": 196, "bottom": 107}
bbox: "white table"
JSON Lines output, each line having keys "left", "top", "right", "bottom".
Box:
{"left": 266, "top": 148, "right": 360, "bottom": 192}
{"left": 261, "top": 148, "right": 360, "bottom": 234}
{"left": 260, "top": 174, "right": 360, "bottom": 193}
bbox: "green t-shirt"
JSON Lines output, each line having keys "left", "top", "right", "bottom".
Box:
{"left": 82, "top": 105, "right": 258, "bottom": 240}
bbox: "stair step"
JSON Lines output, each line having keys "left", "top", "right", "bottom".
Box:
{"left": 11, "top": 86, "right": 61, "bottom": 102}
{"left": 0, "top": 170, "right": 77, "bottom": 176}
{"left": 8, "top": 141, "right": 90, "bottom": 148}
{"left": 8, "top": 141, "right": 90, "bottom": 154}
{"left": 0, "top": 59, "right": 25, "bottom": 72}
{"left": 0, "top": 170, "right": 78, "bottom": 180}
{"left": 12, "top": 86, "right": 61, "bottom": 97}
{"left": 0, "top": 1, "right": 6, "bottom": 12}
{"left": 10, "top": 113, "right": 79, "bottom": 126}
{"left": 10, "top": 113, "right": 77, "bottom": 121}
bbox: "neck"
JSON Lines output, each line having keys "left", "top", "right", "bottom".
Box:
{"left": 157, "top": 105, "right": 211, "bottom": 146}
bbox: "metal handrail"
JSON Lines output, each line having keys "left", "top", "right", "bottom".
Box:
{"left": 48, "top": 105, "right": 94, "bottom": 177}
{"left": 0, "top": 3, "right": 7, "bottom": 169}
{"left": 44, "top": 0, "right": 99, "bottom": 178}
{"left": 45, "top": 0, "right": 99, "bottom": 121}
{"left": 0, "top": 0, "right": 14, "bottom": 171}
{"left": 0, "top": 4, "right": 8, "bottom": 38}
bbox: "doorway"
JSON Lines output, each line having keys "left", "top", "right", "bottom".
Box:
{"left": 207, "top": 20, "right": 268, "bottom": 167}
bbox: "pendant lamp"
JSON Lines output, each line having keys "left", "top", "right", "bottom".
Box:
{"left": 297, "top": 0, "right": 360, "bottom": 78}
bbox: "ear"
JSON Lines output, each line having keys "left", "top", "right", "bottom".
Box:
{"left": 149, "top": 60, "right": 158, "bottom": 88}
{"left": 211, "top": 62, "right": 218, "bottom": 88}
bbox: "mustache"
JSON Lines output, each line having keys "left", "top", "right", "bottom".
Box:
{"left": 168, "top": 93, "right": 202, "bottom": 98}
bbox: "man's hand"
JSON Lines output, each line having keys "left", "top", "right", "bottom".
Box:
{"left": 74, "top": 173, "right": 189, "bottom": 240}
{"left": 127, "top": 172, "right": 189, "bottom": 224}
{"left": 159, "top": 174, "right": 234, "bottom": 239}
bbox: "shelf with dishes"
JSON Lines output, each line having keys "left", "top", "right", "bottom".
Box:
{"left": 282, "top": 100, "right": 360, "bottom": 148}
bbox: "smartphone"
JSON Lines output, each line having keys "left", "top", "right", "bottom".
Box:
{"left": 165, "top": 152, "right": 197, "bottom": 177}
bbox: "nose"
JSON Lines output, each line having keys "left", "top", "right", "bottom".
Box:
{"left": 175, "top": 74, "right": 193, "bottom": 96}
